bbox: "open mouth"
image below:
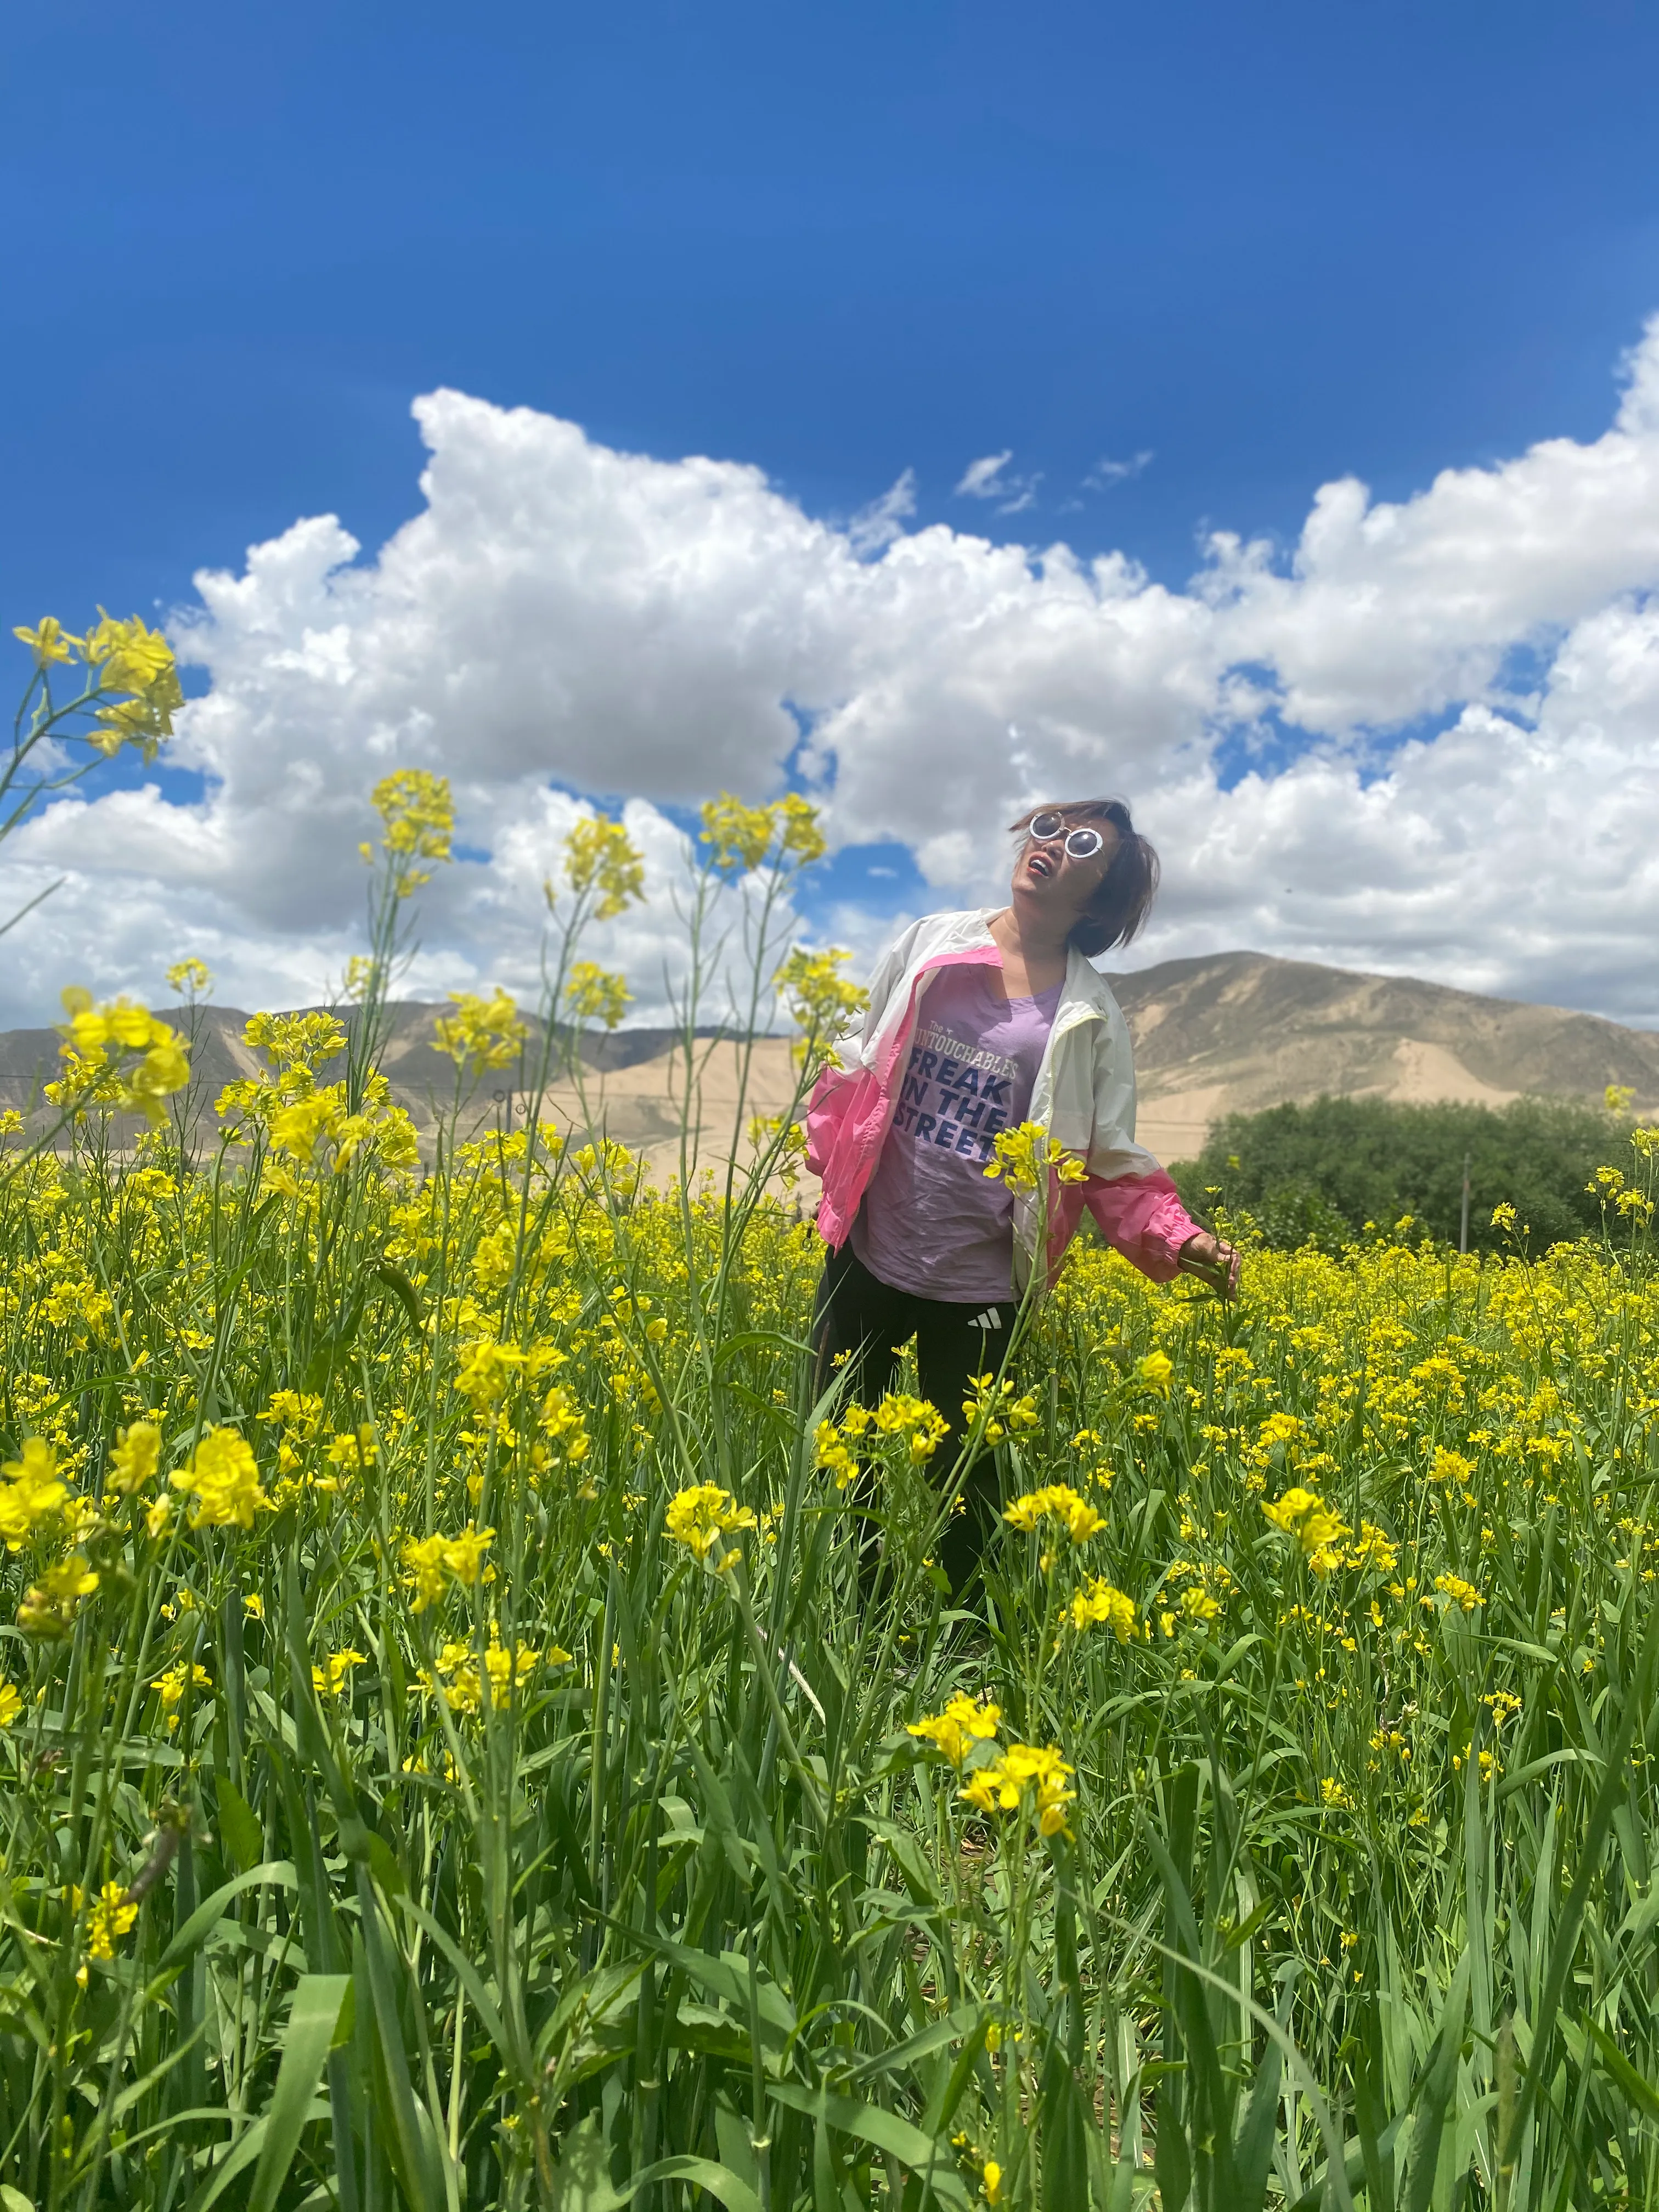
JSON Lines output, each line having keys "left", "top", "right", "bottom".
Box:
{"left": 1026, "top": 850, "right": 1055, "bottom": 879}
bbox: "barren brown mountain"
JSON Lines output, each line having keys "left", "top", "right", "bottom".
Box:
{"left": 1106, "top": 951, "right": 1659, "bottom": 1161}
{"left": 5, "top": 949, "right": 1656, "bottom": 1172}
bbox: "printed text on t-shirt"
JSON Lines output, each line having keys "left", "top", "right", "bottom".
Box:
{"left": 890, "top": 1020, "right": 1014, "bottom": 1164}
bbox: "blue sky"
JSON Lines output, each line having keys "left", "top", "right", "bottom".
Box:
{"left": 5, "top": 1, "right": 1659, "bottom": 1034}
{"left": 9, "top": 1, "right": 1659, "bottom": 622}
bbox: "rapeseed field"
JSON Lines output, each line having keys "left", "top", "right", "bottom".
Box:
{"left": 2, "top": 618, "right": 1657, "bottom": 2210}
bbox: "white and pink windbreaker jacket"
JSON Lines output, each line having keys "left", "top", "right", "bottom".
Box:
{"left": 804, "top": 909, "right": 1200, "bottom": 1294}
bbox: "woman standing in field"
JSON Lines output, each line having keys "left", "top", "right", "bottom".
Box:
{"left": 804, "top": 797, "right": 1239, "bottom": 1595}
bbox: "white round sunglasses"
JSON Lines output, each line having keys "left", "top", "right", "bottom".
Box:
{"left": 1025, "top": 810, "right": 1109, "bottom": 860}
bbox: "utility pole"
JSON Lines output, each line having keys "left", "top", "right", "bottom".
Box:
{"left": 1459, "top": 1150, "right": 1471, "bottom": 1256}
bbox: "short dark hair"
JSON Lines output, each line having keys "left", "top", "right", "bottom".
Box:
{"left": 1007, "top": 797, "right": 1160, "bottom": 957}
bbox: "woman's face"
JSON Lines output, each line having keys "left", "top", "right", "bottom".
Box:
{"left": 1011, "top": 812, "right": 1120, "bottom": 926}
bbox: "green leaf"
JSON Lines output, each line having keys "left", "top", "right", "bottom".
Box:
{"left": 1037, "top": 2029, "right": 1090, "bottom": 2212}
{"left": 921, "top": 2012, "right": 991, "bottom": 2140}
{"left": 625, "top": 1931, "right": 795, "bottom": 2047}
{"left": 393, "top": 1893, "right": 511, "bottom": 2057}
{"left": 1232, "top": 2040, "right": 1282, "bottom": 2212}
{"left": 1404, "top": 1955, "right": 1469, "bottom": 2212}
{"left": 627, "top": 2156, "right": 764, "bottom": 2212}
{"left": 850, "top": 2004, "right": 983, "bottom": 2084}
{"left": 769, "top": 2084, "right": 973, "bottom": 2209}
{"left": 1222, "top": 1898, "right": 1273, "bottom": 1953}
{"left": 215, "top": 1778, "right": 263, "bottom": 1875}
{"left": 373, "top": 1260, "right": 424, "bottom": 1329}
{"left": 546, "top": 2112, "right": 623, "bottom": 2211}
{"left": 1511, "top": 1600, "right": 1659, "bottom": 2143}
{"left": 157, "top": 1862, "right": 300, "bottom": 1976}
{"left": 244, "top": 1976, "right": 353, "bottom": 2212}
{"left": 364, "top": 1829, "right": 406, "bottom": 1898}
{"left": 1588, "top": 2018, "right": 1659, "bottom": 2124}
{"left": 355, "top": 1873, "right": 448, "bottom": 2210}
{"left": 185, "top": 2118, "right": 273, "bottom": 2212}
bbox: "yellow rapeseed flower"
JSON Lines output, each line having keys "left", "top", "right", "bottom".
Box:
{"left": 959, "top": 1741, "right": 1076, "bottom": 1839}
{"left": 83, "top": 1880, "right": 139, "bottom": 1960}
{"left": 562, "top": 813, "right": 646, "bottom": 917}
{"left": 84, "top": 610, "right": 177, "bottom": 699}
{"left": 1179, "top": 1584, "right": 1222, "bottom": 1628}
{"left": 313, "top": 1649, "right": 367, "bottom": 1697}
{"left": 699, "top": 793, "right": 780, "bottom": 873}
{"left": 774, "top": 793, "right": 827, "bottom": 862}
{"left": 18, "top": 1555, "right": 99, "bottom": 1635}
{"left": 0, "top": 1437, "right": 69, "bottom": 1549}
{"left": 1004, "top": 1485, "right": 1105, "bottom": 1543}
{"left": 872, "top": 1392, "right": 950, "bottom": 1462}
{"left": 537, "top": 1385, "right": 591, "bottom": 1470}
{"left": 454, "top": 1338, "right": 562, "bottom": 1409}
{"left": 401, "top": 1534, "right": 449, "bottom": 1612}
{"left": 372, "top": 768, "right": 454, "bottom": 895}
{"left": 981, "top": 1121, "right": 1088, "bottom": 1193}
{"left": 424, "top": 1634, "right": 564, "bottom": 1714}
{"left": 54, "top": 991, "right": 190, "bottom": 1127}
{"left": 1346, "top": 1520, "right": 1398, "bottom": 1575}
{"left": 907, "top": 1693, "right": 1001, "bottom": 1767}
{"left": 433, "top": 989, "right": 527, "bottom": 1074}
{"left": 324, "top": 1425, "right": 377, "bottom": 1474}
{"left": 166, "top": 957, "right": 212, "bottom": 998}
{"left": 1435, "top": 1571, "right": 1481, "bottom": 1614}
{"left": 961, "top": 1374, "right": 1040, "bottom": 1443}
{"left": 1069, "top": 1576, "right": 1140, "bottom": 1640}
{"left": 170, "top": 1427, "right": 267, "bottom": 1530}
{"left": 777, "top": 945, "right": 866, "bottom": 1052}
{"left": 108, "top": 1420, "right": 162, "bottom": 1498}
{"left": 441, "top": 1525, "right": 494, "bottom": 1587}
{"left": 664, "top": 1483, "right": 757, "bottom": 1565}
{"left": 14, "top": 616, "right": 77, "bottom": 667}
{"left": 154, "top": 1662, "right": 212, "bottom": 1730}
{"left": 1261, "top": 1486, "right": 1350, "bottom": 1573}
{"left": 246, "top": 1009, "right": 347, "bottom": 1070}
{"left": 564, "top": 962, "right": 631, "bottom": 1031}
{"left": 814, "top": 1419, "right": 861, "bottom": 1489}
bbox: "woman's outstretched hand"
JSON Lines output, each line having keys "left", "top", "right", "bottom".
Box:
{"left": 1176, "top": 1230, "right": 1242, "bottom": 1297}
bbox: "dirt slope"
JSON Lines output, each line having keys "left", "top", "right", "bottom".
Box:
{"left": 1104, "top": 951, "right": 1659, "bottom": 1162}
{"left": 5, "top": 952, "right": 1655, "bottom": 1172}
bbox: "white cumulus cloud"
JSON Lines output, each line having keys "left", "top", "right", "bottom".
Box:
{"left": 847, "top": 468, "right": 918, "bottom": 556}
{"left": 955, "top": 451, "right": 1013, "bottom": 498}
{"left": 4, "top": 318, "right": 1659, "bottom": 1030}
{"left": 953, "top": 451, "right": 1042, "bottom": 513}
{"left": 1086, "top": 451, "right": 1154, "bottom": 488}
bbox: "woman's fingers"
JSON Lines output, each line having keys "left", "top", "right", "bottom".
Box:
{"left": 1177, "top": 1232, "right": 1241, "bottom": 1296}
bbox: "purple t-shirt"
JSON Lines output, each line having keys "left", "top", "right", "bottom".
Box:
{"left": 851, "top": 962, "right": 1063, "bottom": 1304}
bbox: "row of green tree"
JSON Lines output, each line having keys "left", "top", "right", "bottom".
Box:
{"left": 1170, "top": 1094, "right": 1643, "bottom": 1255}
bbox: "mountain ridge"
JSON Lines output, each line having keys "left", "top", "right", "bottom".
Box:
{"left": 4, "top": 950, "right": 1655, "bottom": 1168}
{"left": 1102, "top": 950, "right": 1659, "bottom": 1159}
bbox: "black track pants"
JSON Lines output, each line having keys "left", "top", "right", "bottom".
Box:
{"left": 811, "top": 1239, "right": 1011, "bottom": 1600}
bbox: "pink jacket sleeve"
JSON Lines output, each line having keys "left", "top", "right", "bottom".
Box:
{"left": 1085, "top": 1170, "right": 1200, "bottom": 1283}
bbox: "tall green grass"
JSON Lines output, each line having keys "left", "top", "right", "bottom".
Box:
{"left": 0, "top": 787, "right": 1655, "bottom": 2212}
